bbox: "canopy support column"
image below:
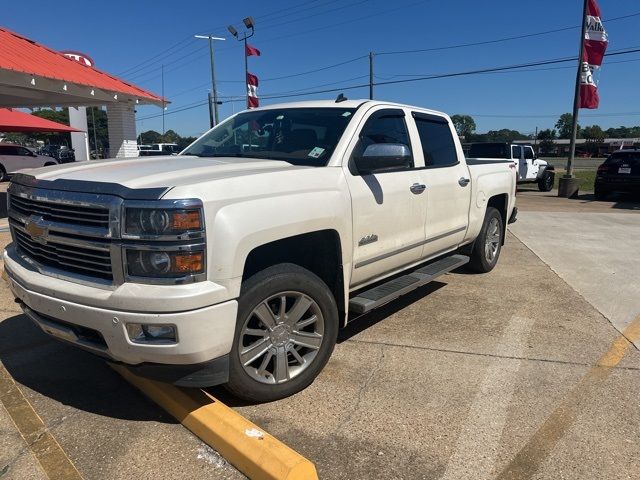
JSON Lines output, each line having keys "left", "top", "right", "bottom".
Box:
{"left": 107, "top": 101, "right": 137, "bottom": 158}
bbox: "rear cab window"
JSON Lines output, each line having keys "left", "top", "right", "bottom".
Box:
{"left": 605, "top": 152, "right": 640, "bottom": 165}
{"left": 411, "top": 112, "right": 458, "bottom": 168}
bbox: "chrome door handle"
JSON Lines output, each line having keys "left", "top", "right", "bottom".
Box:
{"left": 410, "top": 183, "right": 426, "bottom": 194}
{"left": 458, "top": 177, "right": 470, "bottom": 187}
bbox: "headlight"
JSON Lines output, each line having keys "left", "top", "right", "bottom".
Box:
{"left": 126, "top": 249, "right": 205, "bottom": 278}
{"left": 124, "top": 207, "right": 203, "bottom": 237}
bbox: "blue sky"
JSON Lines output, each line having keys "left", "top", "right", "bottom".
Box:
{"left": 6, "top": 0, "right": 640, "bottom": 137}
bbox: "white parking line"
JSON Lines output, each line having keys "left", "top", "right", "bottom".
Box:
{"left": 440, "top": 315, "right": 533, "bottom": 480}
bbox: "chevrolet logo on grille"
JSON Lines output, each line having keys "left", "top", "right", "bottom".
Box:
{"left": 24, "top": 216, "right": 49, "bottom": 245}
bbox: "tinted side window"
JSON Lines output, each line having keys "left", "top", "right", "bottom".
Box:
{"left": 353, "top": 110, "right": 413, "bottom": 168}
{"left": 0, "top": 146, "right": 18, "bottom": 155}
{"left": 414, "top": 117, "right": 458, "bottom": 168}
{"left": 511, "top": 146, "right": 522, "bottom": 159}
{"left": 524, "top": 147, "right": 534, "bottom": 159}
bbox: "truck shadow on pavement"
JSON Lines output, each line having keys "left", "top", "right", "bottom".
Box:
{"left": 0, "top": 313, "right": 177, "bottom": 423}
{"left": 1, "top": 281, "right": 449, "bottom": 412}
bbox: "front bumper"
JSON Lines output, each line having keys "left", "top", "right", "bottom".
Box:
{"left": 4, "top": 252, "right": 238, "bottom": 385}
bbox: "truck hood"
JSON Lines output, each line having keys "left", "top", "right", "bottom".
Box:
{"left": 22, "top": 155, "right": 305, "bottom": 190}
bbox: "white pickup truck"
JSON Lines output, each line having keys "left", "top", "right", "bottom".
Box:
{"left": 4, "top": 100, "right": 517, "bottom": 401}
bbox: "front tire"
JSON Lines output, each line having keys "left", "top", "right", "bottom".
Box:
{"left": 0, "top": 165, "right": 7, "bottom": 182}
{"left": 225, "top": 263, "right": 339, "bottom": 402}
{"left": 538, "top": 170, "right": 554, "bottom": 192}
{"left": 468, "top": 207, "right": 503, "bottom": 273}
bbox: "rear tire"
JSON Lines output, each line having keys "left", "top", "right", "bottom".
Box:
{"left": 594, "top": 184, "right": 608, "bottom": 200}
{"left": 225, "top": 263, "right": 339, "bottom": 402}
{"left": 468, "top": 207, "right": 503, "bottom": 273}
{"left": 537, "top": 170, "right": 554, "bottom": 192}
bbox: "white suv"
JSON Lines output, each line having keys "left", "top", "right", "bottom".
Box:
{"left": 0, "top": 144, "right": 58, "bottom": 181}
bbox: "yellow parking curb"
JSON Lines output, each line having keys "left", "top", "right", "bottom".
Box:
{"left": 110, "top": 365, "right": 318, "bottom": 480}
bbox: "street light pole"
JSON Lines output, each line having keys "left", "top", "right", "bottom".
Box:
{"left": 195, "top": 35, "right": 225, "bottom": 127}
{"left": 228, "top": 17, "right": 255, "bottom": 109}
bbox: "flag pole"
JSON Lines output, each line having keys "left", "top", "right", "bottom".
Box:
{"left": 560, "top": 0, "right": 589, "bottom": 197}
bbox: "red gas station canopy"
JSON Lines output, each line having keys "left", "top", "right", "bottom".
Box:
{"left": 0, "top": 108, "right": 81, "bottom": 132}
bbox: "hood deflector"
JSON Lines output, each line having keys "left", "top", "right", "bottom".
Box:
{"left": 11, "top": 173, "right": 171, "bottom": 200}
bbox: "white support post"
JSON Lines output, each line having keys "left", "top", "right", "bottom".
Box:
{"left": 68, "top": 106, "right": 90, "bottom": 162}
{"left": 107, "top": 101, "right": 138, "bottom": 158}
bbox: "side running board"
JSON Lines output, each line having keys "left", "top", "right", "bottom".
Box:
{"left": 348, "top": 254, "right": 469, "bottom": 315}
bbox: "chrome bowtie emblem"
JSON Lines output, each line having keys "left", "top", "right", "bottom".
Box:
{"left": 25, "top": 216, "right": 48, "bottom": 244}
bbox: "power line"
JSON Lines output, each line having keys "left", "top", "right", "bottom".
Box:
{"left": 135, "top": 48, "right": 640, "bottom": 121}
{"left": 119, "top": 0, "right": 332, "bottom": 76}
{"left": 128, "top": 0, "right": 428, "bottom": 85}
{"left": 375, "top": 10, "right": 640, "bottom": 56}
{"left": 121, "top": 0, "right": 369, "bottom": 81}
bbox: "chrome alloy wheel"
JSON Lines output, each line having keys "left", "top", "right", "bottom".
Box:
{"left": 484, "top": 217, "right": 501, "bottom": 263}
{"left": 238, "top": 291, "right": 325, "bottom": 385}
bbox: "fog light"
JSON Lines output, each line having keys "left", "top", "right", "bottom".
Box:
{"left": 126, "top": 323, "right": 177, "bottom": 344}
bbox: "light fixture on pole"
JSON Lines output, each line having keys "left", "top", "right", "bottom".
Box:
{"left": 227, "top": 17, "right": 255, "bottom": 108}
{"left": 194, "top": 34, "right": 225, "bottom": 127}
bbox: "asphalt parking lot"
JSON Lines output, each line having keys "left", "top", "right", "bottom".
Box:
{"left": 1, "top": 189, "right": 639, "bottom": 480}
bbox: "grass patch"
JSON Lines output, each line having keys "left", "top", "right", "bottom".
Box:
{"left": 553, "top": 169, "right": 597, "bottom": 192}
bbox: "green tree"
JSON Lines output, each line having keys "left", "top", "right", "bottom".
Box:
{"left": 87, "top": 107, "right": 109, "bottom": 156}
{"left": 537, "top": 128, "right": 556, "bottom": 155}
{"left": 555, "top": 113, "right": 580, "bottom": 139}
{"left": 485, "top": 129, "right": 529, "bottom": 143}
{"left": 138, "top": 130, "right": 163, "bottom": 144}
{"left": 583, "top": 125, "right": 605, "bottom": 142}
{"left": 451, "top": 114, "right": 476, "bottom": 139}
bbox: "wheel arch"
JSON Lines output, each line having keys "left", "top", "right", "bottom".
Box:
{"left": 487, "top": 193, "right": 508, "bottom": 245}
{"left": 242, "top": 230, "right": 346, "bottom": 326}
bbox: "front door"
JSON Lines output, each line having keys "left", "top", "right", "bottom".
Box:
{"left": 344, "top": 107, "right": 428, "bottom": 287}
{"left": 512, "top": 145, "right": 526, "bottom": 181}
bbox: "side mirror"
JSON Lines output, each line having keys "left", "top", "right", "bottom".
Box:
{"left": 353, "top": 143, "right": 412, "bottom": 175}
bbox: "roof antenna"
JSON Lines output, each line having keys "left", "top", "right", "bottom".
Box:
{"left": 335, "top": 93, "right": 347, "bottom": 103}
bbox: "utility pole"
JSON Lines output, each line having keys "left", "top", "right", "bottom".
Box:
{"left": 560, "top": 0, "right": 589, "bottom": 197}
{"left": 161, "top": 64, "right": 165, "bottom": 135}
{"left": 207, "top": 92, "right": 214, "bottom": 129}
{"left": 534, "top": 126, "right": 538, "bottom": 153}
{"left": 369, "top": 52, "right": 374, "bottom": 100}
{"left": 195, "top": 35, "right": 225, "bottom": 127}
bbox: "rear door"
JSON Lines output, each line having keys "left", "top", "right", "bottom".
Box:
{"left": 523, "top": 146, "right": 539, "bottom": 179}
{"left": 344, "top": 107, "right": 428, "bottom": 287}
{"left": 411, "top": 112, "right": 471, "bottom": 257}
{"left": 0, "top": 145, "right": 22, "bottom": 173}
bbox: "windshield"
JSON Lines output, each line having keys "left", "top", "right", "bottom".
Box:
{"left": 182, "top": 107, "right": 356, "bottom": 166}
{"left": 468, "top": 143, "right": 510, "bottom": 159}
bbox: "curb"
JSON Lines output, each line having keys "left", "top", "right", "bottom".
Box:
{"left": 111, "top": 364, "right": 318, "bottom": 480}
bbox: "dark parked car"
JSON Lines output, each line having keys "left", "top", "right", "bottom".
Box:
{"left": 38, "top": 144, "right": 75, "bottom": 163}
{"left": 594, "top": 149, "right": 640, "bottom": 200}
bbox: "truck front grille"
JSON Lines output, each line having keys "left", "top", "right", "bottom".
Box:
{"left": 9, "top": 194, "right": 110, "bottom": 229}
{"left": 7, "top": 186, "right": 120, "bottom": 285}
{"left": 12, "top": 227, "right": 113, "bottom": 280}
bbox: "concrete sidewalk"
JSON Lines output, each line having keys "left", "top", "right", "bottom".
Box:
{"left": 510, "top": 191, "right": 640, "bottom": 348}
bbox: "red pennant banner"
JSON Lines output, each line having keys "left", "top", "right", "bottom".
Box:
{"left": 245, "top": 43, "right": 261, "bottom": 57}
{"left": 247, "top": 72, "right": 259, "bottom": 109}
{"left": 580, "top": 0, "right": 607, "bottom": 109}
